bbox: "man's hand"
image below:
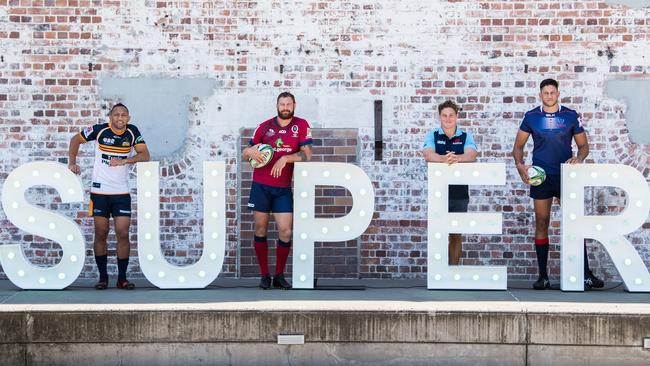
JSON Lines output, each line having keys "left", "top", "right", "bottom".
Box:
{"left": 271, "top": 156, "right": 287, "bottom": 178}
{"left": 565, "top": 156, "right": 584, "bottom": 164}
{"left": 68, "top": 163, "right": 80, "bottom": 175}
{"left": 246, "top": 144, "right": 265, "bottom": 164}
{"left": 445, "top": 152, "right": 462, "bottom": 165}
{"left": 109, "top": 158, "right": 128, "bottom": 167}
{"left": 516, "top": 163, "right": 531, "bottom": 184}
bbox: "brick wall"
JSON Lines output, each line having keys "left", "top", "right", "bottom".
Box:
{"left": 0, "top": 1, "right": 648, "bottom": 282}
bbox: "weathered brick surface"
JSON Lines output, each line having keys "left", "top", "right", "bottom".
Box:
{"left": 0, "top": 1, "right": 648, "bottom": 282}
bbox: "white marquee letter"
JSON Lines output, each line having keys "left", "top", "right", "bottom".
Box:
{"left": 561, "top": 164, "right": 650, "bottom": 292}
{"left": 292, "top": 162, "right": 375, "bottom": 289}
{"left": 427, "top": 163, "right": 507, "bottom": 290}
{"left": 0, "top": 162, "right": 85, "bottom": 289}
{"left": 137, "top": 161, "right": 225, "bottom": 289}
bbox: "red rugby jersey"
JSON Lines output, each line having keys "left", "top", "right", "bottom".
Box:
{"left": 249, "top": 116, "right": 313, "bottom": 188}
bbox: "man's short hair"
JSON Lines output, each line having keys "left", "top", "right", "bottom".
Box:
{"left": 437, "top": 100, "right": 459, "bottom": 114}
{"left": 109, "top": 103, "right": 129, "bottom": 115}
{"left": 539, "top": 78, "right": 559, "bottom": 90}
{"left": 277, "top": 92, "right": 295, "bottom": 104}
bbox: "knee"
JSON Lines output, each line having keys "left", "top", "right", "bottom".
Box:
{"left": 278, "top": 227, "right": 292, "bottom": 240}
{"left": 94, "top": 228, "right": 109, "bottom": 241}
{"left": 115, "top": 229, "right": 130, "bottom": 243}
{"left": 254, "top": 225, "right": 268, "bottom": 237}
{"left": 534, "top": 216, "right": 550, "bottom": 232}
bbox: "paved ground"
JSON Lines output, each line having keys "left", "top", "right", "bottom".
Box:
{"left": 0, "top": 278, "right": 647, "bottom": 313}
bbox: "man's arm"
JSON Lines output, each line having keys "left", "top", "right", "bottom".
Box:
{"left": 566, "top": 132, "right": 589, "bottom": 164}
{"left": 109, "top": 144, "right": 150, "bottom": 167}
{"left": 270, "top": 144, "right": 313, "bottom": 178}
{"left": 512, "top": 130, "right": 531, "bottom": 182}
{"left": 422, "top": 148, "right": 447, "bottom": 163}
{"left": 68, "top": 134, "right": 84, "bottom": 174}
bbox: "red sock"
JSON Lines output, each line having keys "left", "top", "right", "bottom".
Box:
{"left": 253, "top": 236, "right": 269, "bottom": 276}
{"left": 275, "top": 239, "right": 292, "bottom": 275}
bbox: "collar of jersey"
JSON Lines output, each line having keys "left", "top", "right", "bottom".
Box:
{"left": 273, "top": 116, "right": 294, "bottom": 129}
{"left": 108, "top": 122, "right": 127, "bottom": 136}
{"left": 436, "top": 127, "right": 462, "bottom": 138}
{"left": 539, "top": 104, "right": 563, "bottom": 114}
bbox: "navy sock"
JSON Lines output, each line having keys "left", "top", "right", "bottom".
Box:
{"left": 95, "top": 255, "right": 108, "bottom": 282}
{"left": 534, "top": 238, "right": 549, "bottom": 279}
{"left": 117, "top": 257, "right": 129, "bottom": 281}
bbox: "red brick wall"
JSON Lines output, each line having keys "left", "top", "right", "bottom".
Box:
{"left": 239, "top": 128, "right": 359, "bottom": 278}
{"left": 0, "top": 1, "right": 648, "bottom": 283}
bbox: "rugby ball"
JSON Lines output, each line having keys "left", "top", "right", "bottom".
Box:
{"left": 527, "top": 165, "right": 546, "bottom": 186}
{"left": 249, "top": 144, "right": 274, "bottom": 169}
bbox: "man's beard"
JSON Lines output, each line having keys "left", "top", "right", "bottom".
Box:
{"left": 278, "top": 109, "right": 294, "bottom": 120}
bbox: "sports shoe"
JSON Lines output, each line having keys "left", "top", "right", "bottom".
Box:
{"left": 532, "top": 276, "right": 550, "bottom": 290}
{"left": 584, "top": 271, "right": 604, "bottom": 289}
{"left": 259, "top": 274, "right": 272, "bottom": 290}
{"left": 272, "top": 274, "right": 292, "bottom": 290}
{"left": 116, "top": 279, "right": 135, "bottom": 290}
{"left": 94, "top": 280, "right": 108, "bottom": 290}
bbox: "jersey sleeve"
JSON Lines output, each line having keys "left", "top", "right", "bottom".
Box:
{"left": 572, "top": 112, "right": 585, "bottom": 135}
{"left": 79, "top": 124, "right": 101, "bottom": 142}
{"left": 249, "top": 123, "right": 265, "bottom": 146}
{"left": 129, "top": 125, "right": 146, "bottom": 146}
{"left": 299, "top": 120, "right": 313, "bottom": 146}
{"left": 464, "top": 131, "right": 478, "bottom": 151}
{"left": 519, "top": 113, "right": 532, "bottom": 133}
{"left": 422, "top": 131, "right": 436, "bottom": 150}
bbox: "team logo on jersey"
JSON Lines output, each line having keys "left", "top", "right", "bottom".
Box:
{"left": 291, "top": 125, "right": 299, "bottom": 137}
{"left": 122, "top": 141, "right": 130, "bottom": 147}
{"left": 275, "top": 138, "right": 284, "bottom": 148}
{"left": 578, "top": 116, "right": 583, "bottom": 127}
{"left": 83, "top": 125, "right": 93, "bottom": 138}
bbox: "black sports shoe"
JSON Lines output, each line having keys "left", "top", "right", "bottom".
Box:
{"left": 259, "top": 274, "right": 272, "bottom": 290}
{"left": 584, "top": 271, "right": 604, "bottom": 289}
{"left": 533, "top": 276, "right": 550, "bottom": 290}
{"left": 272, "top": 274, "right": 292, "bottom": 290}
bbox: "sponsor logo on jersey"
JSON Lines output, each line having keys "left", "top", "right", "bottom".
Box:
{"left": 306, "top": 128, "right": 312, "bottom": 139}
{"left": 102, "top": 137, "right": 115, "bottom": 145}
{"left": 266, "top": 128, "right": 275, "bottom": 137}
{"left": 275, "top": 138, "right": 284, "bottom": 148}
{"left": 279, "top": 129, "right": 287, "bottom": 134}
{"left": 119, "top": 210, "right": 131, "bottom": 214}
{"left": 135, "top": 135, "right": 144, "bottom": 143}
{"left": 83, "top": 125, "right": 93, "bottom": 138}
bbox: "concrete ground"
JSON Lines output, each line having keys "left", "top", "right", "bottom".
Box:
{"left": 0, "top": 278, "right": 648, "bottom": 366}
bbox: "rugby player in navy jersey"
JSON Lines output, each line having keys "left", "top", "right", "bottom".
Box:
{"left": 512, "top": 79, "right": 604, "bottom": 290}
{"left": 243, "top": 92, "right": 313, "bottom": 289}
{"left": 68, "top": 103, "right": 150, "bottom": 290}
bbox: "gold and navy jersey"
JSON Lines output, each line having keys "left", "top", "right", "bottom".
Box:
{"left": 79, "top": 122, "right": 146, "bottom": 194}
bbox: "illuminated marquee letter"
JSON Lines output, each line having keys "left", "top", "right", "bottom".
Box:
{"left": 427, "top": 163, "right": 507, "bottom": 290}
{"left": 137, "top": 161, "right": 225, "bottom": 289}
{"left": 0, "top": 162, "right": 85, "bottom": 289}
{"left": 292, "top": 162, "right": 375, "bottom": 289}
{"left": 561, "top": 164, "right": 650, "bottom": 292}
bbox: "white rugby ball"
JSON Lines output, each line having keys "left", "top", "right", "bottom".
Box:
{"left": 249, "top": 144, "right": 274, "bottom": 169}
{"left": 527, "top": 165, "right": 546, "bottom": 186}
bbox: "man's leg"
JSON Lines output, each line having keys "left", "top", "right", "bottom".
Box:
{"left": 448, "top": 234, "right": 462, "bottom": 265}
{"left": 114, "top": 216, "right": 134, "bottom": 289}
{"left": 272, "top": 212, "right": 293, "bottom": 289}
{"left": 93, "top": 216, "right": 110, "bottom": 288}
{"left": 253, "top": 211, "right": 271, "bottom": 278}
{"left": 533, "top": 198, "right": 553, "bottom": 289}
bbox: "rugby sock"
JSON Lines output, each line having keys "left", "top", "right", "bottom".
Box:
{"left": 95, "top": 255, "right": 108, "bottom": 282}
{"left": 276, "top": 239, "right": 292, "bottom": 275}
{"left": 254, "top": 236, "right": 270, "bottom": 276}
{"left": 117, "top": 257, "right": 129, "bottom": 281}
{"left": 534, "top": 238, "right": 549, "bottom": 279}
